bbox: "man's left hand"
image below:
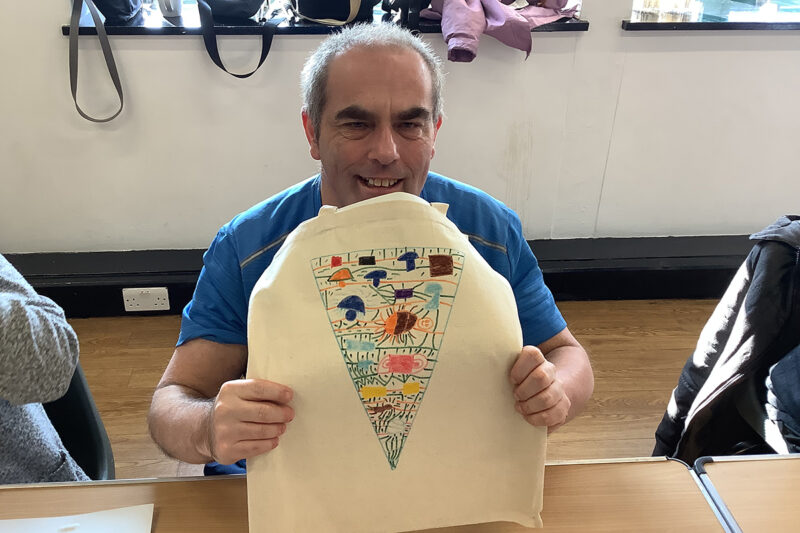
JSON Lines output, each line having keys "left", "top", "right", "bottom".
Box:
{"left": 509, "top": 345, "right": 571, "bottom": 432}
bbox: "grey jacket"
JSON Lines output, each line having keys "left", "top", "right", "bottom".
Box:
{"left": 0, "top": 254, "right": 88, "bottom": 483}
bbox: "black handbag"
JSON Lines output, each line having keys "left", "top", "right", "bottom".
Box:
{"left": 196, "top": 0, "right": 276, "bottom": 78}
{"left": 201, "top": 0, "right": 265, "bottom": 19}
{"left": 94, "top": 0, "right": 143, "bottom": 24}
{"left": 292, "top": 0, "right": 379, "bottom": 24}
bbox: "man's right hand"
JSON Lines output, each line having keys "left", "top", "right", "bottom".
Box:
{"left": 207, "top": 378, "right": 295, "bottom": 465}
{"left": 148, "top": 340, "right": 294, "bottom": 466}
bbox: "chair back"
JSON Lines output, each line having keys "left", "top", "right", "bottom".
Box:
{"left": 43, "top": 364, "right": 115, "bottom": 480}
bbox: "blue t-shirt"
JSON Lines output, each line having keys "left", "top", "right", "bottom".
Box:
{"left": 179, "top": 172, "right": 565, "bottom": 350}
{"left": 180, "top": 172, "right": 565, "bottom": 475}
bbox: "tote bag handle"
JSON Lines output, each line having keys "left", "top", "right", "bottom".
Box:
{"left": 196, "top": 0, "right": 276, "bottom": 78}
{"left": 69, "top": 0, "right": 125, "bottom": 122}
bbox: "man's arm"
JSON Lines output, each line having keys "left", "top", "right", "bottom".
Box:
{"left": 0, "top": 255, "right": 79, "bottom": 405}
{"left": 148, "top": 338, "right": 294, "bottom": 465}
{"left": 509, "top": 327, "right": 593, "bottom": 432}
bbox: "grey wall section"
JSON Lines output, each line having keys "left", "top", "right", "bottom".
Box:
{"left": 1, "top": 1, "right": 798, "bottom": 254}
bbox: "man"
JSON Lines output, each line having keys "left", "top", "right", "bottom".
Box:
{"left": 148, "top": 23, "right": 593, "bottom": 474}
{"left": 0, "top": 254, "right": 88, "bottom": 483}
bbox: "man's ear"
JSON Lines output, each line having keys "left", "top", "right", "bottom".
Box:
{"left": 302, "top": 110, "right": 321, "bottom": 161}
{"left": 431, "top": 115, "right": 443, "bottom": 159}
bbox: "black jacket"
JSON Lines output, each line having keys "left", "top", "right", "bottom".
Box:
{"left": 653, "top": 215, "right": 800, "bottom": 463}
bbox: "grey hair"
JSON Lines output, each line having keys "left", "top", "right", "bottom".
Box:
{"left": 300, "top": 23, "right": 444, "bottom": 138}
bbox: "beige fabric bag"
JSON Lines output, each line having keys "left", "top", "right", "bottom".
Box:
{"left": 246, "top": 192, "right": 545, "bottom": 532}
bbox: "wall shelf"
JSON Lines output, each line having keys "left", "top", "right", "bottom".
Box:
{"left": 622, "top": 20, "right": 800, "bottom": 31}
{"left": 62, "top": 3, "right": 588, "bottom": 36}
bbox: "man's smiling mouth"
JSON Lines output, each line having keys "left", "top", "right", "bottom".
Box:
{"left": 360, "top": 176, "right": 399, "bottom": 188}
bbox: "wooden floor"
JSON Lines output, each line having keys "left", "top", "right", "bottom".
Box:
{"left": 68, "top": 299, "right": 718, "bottom": 480}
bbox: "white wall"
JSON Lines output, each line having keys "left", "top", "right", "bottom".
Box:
{"left": 2, "top": 0, "right": 799, "bottom": 253}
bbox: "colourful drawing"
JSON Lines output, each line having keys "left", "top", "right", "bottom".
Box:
{"left": 311, "top": 247, "right": 465, "bottom": 469}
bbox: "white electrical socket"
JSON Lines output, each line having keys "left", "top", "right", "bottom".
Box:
{"left": 122, "top": 287, "right": 170, "bottom": 312}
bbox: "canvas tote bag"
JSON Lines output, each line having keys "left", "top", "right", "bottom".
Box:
{"left": 246, "top": 192, "right": 546, "bottom": 532}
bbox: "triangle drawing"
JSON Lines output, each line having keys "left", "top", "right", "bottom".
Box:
{"left": 311, "top": 247, "right": 464, "bottom": 469}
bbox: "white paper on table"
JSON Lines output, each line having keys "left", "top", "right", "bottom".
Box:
{"left": 0, "top": 503, "right": 154, "bottom": 533}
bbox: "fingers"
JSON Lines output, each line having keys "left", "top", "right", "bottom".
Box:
{"left": 210, "top": 409, "right": 289, "bottom": 464}
{"left": 510, "top": 345, "right": 571, "bottom": 431}
{"left": 516, "top": 394, "right": 571, "bottom": 433}
{"left": 516, "top": 379, "right": 564, "bottom": 416}
{"left": 224, "top": 438, "right": 281, "bottom": 462}
{"left": 509, "top": 345, "right": 547, "bottom": 387}
{"left": 209, "top": 379, "right": 295, "bottom": 465}
{"left": 230, "top": 379, "right": 294, "bottom": 404}
{"left": 215, "top": 381, "right": 294, "bottom": 422}
{"left": 238, "top": 401, "right": 295, "bottom": 425}
{"left": 511, "top": 348, "right": 555, "bottom": 403}
{"left": 236, "top": 421, "right": 287, "bottom": 440}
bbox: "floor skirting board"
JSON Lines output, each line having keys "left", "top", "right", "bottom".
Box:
{"left": 6, "top": 235, "right": 753, "bottom": 318}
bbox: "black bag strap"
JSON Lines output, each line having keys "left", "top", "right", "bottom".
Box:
{"left": 197, "top": 0, "right": 276, "bottom": 79}
{"left": 69, "top": 0, "right": 125, "bottom": 122}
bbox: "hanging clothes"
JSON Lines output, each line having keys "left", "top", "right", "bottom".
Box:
{"left": 421, "top": 0, "right": 577, "bottom": 62}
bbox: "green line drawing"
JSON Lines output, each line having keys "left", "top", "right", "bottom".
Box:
{"left": 311, "top": 247, "right": 464, "bottom": 469}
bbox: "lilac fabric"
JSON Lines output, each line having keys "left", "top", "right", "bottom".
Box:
{"left": 421, "top": 0, "right": 577, "bottom": 62}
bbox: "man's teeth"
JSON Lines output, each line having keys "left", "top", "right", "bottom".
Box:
{"left": 365, "top": 177, "right": 398, "bottom": 188}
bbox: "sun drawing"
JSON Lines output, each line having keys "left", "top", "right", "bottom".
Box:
{"left": 371, "top": 305, "right": 435, "bottom": 345}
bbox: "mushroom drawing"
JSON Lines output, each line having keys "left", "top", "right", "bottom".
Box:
{"left": 327, "top": 268, "right": 353, "bottom": 288}
{"left": 424, "top": 282, "right": 443, "bottom": 310}
{"left": 364, "top": 269, "right": 388, "bottom": 287}
{"left": 397, "top": 251, "right": 419, "bottom": 271}
{"left": 337, "top": 295, "right": 365, "bottom": 321}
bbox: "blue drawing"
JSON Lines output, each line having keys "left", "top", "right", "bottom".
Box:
{"left": 364, "top": 270, "right": 388, "bottom": 288}
{"left": 397, "top": 251, "right": 419, "bottom": 271}
{"left": 346, "top": 339, "right": 377, "bottom": 351}
{"left": 338, "top": 295, "right": 366, "bottom": 321}
{"left": 424, "top": 283, "right": 442, "bottom": 310}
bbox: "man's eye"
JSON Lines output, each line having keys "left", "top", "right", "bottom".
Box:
{"left": 398, "top": 122, "right": 424, "bottom": 138}
{"left": 343, "top": 122, "right": 367, "bottom": 129}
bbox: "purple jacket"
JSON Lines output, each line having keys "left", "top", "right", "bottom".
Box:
{"left": 421, "top": 0, "right": 577, "bottom": 62}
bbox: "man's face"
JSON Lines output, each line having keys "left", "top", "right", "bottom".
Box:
{"left": 303, "top": 45, "right": 442, "bottom": 208}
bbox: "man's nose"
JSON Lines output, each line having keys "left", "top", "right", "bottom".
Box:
{"left": 368, "top": 124, "right": 399, "bottom": 165}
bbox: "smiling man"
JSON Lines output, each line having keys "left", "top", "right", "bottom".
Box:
{"left": 148, "top": 23, "right": 593, "bottom": 475}
{"left": 303, "top": 42, "right": 440, "bottom": 206}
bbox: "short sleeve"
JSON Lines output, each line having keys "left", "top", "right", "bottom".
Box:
{"left": 505, "top": 213, "right": 566, "bottom": 347}
{"left": 177, "top": 229, "right": 249, "bottom": 346}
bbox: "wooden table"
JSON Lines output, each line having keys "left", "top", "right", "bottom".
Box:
{"left": 695, "top": 454, "right": 800, "bottom": 533}
{"left": 0, "top": 458, "right": 722, "bottom": 532}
